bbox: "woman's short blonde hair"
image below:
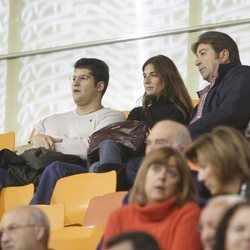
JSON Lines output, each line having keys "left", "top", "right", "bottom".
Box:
{"left": 185, "top": 126, "right": 250, "bottom": 184}
{"left": 129, "top": 147, "right": 198, "bottom": 206}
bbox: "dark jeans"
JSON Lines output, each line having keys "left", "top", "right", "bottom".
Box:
{"left": 0, "top": 168, "right": 7, "bottom": 189}
{"left": 125, "top": 156, "right": 143, "bottom": 188}
{"left": 29, "top": 161, "right": 87, "bottom": 205}
{"left": 89, "top": 139, "right": 128, "bottom": 172}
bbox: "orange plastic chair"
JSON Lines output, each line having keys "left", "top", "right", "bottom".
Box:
{"left": 83, "top": 191, "right": 127, "bottom": 228}
{"left": 0, "top": 131, "right": 15, "bottom": 151}
{"left": 31, "top": 204, "right": 65, "bottom": 230}
{"left": 192, "top": 98, "right": 199, "bottom": 106}
{"left": 0, "top": 183, "right": 34, "bottom": 219}
{"left": 123, "top": 111, "right": 130, "bottom": 118}
{"left": 50, "top": 171, "right": 117, "bottom": 226}
{"left": 49, "top": 224, "right": 104, "bottom": 250}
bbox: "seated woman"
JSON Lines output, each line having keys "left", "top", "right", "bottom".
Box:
{"left": 90, "top": 54, "right": 193, "bottom": 174}
{"left": 101, "top": 147, "right": 202, "bottom": 250}
{"left": 185, "top": 126, "right": 250, "bottom": 199}
{"left": 213, "top": 201, "right": 250, "bottom": 250}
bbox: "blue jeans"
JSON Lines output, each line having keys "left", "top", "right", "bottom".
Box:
{"left": 89, "top": 139, "right": 126, "bottom": 172}
{"left": 0, "top": 168, "right": 7, "bottom": 189}
{"left": 29, "top": 161, "right": 87, "bottom": 205}
{"left": 125, "top": 156, "right": 143, "bottom": 188}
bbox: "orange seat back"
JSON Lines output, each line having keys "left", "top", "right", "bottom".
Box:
{"left": 83, "top": 191, "right": 127, "bottom": 228}
{"left": 0, "top": 131, "right": 15, "bottom": 151}
{"left": 50, "top": 171, "right": 117, "bottom": 226}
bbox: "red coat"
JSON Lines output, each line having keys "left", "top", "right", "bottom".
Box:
{"left": 102, "top": 197, "right": 202, "bottom": 250}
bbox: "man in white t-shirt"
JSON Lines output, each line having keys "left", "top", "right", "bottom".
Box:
{"left": 18, "top": 58, "right": 125, "bottom": 157}
{"left": 16, "top": 57, "right": 125, "bottom": 204}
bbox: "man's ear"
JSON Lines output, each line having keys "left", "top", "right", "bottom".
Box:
{"left": 219, "top": 49, "right": 230, "bottom": 63}
{"left": 34, "top": 224, "right": 45, "bottom": 241}
{"left": 96, "top": 81, "right": 105, "bottom": 93}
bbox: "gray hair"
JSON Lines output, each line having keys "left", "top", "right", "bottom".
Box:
{"left": 9, "top": 206, "right": 50, "bottom": 246}
{"left": 29, "top": 206, "right": 50, "bottom": 245}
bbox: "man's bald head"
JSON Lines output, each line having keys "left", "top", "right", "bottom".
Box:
{"left": 145, "top": 120, "right": 191, "bottom": 155}
{"left": 0, "top": 206, "right": 50, "bottom": 250}
{"left": 199, "top": 195, "right": 245, "bottom": 250}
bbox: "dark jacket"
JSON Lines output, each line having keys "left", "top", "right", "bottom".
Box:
{"left": 0, "top": 148, "right": 86, "bottom": 187}
{"left": 127, "top": 96, "right": 189, "bottom": 128}
{"left": 189, "top": 62, "right": 250, "bottom": 139}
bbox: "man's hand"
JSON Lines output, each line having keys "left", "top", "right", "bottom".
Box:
{"left": 15, "top": 144, "right": 33, "bottom": 155}
{"left": 30, "top": 134, "right": 63, "bottom": 151}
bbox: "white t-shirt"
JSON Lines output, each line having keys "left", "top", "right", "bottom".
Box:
{"left": 34, "top": 108, "right": 126, "bottom": 159}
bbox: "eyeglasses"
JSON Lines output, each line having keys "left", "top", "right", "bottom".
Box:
{"left": 0, "top": 224, "right": 36, "bottom": 236}
{"left": 150, "top": 164, "right": 179, "bottom": 178}
{"left": 69, "top": 74, "right": 93, "bottom": 82}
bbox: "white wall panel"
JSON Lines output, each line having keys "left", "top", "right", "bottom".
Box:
{"left": 0, "top": 0, "right": 249, "bottom": 145}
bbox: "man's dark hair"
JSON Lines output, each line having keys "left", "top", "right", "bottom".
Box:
{"left": 106, "top": 231, "right": 160, "bottom": 250}
{"left": 192, "top": 31, "right": 241, "bottom": 64}
{"left": 74, "top": 58, "right": 109, "bottom": 95}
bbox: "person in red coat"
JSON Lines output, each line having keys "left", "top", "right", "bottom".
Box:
{"left": 101, "top": 147, "right": 202, "bottom": 250}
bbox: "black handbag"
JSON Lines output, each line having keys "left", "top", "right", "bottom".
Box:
{"left": 87, "top": 120, "right": 150, "bottom": 162}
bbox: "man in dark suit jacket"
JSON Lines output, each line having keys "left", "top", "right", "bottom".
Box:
{"left": 189, "top": 31, "right": 250, "bottom": 139}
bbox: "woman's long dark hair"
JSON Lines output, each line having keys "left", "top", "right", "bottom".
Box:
{"left": 142, "top": 55, "right": 193, "bottom": 121}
